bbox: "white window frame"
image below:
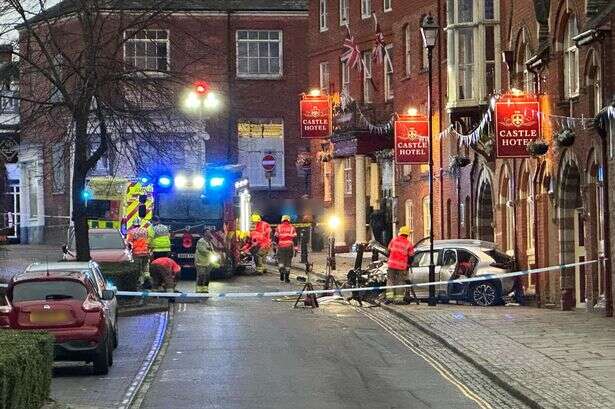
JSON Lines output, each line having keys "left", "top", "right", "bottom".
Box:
{"left": 344, "top": 157, "right": 353, "bottom": 195}
{"left": 341, "top": 60, "right": 350, "bottom": 94}
{"left": 446, "top": 0, "right": 501, "bottom": 108}
{"left": 422, "top": 196, "right": 430, "bottom": 238}
{"left": 563, "top": 15, "right": 580, "bottom": 99}
{"left": 384, "top": 0, "right": 392, "bottom": 12}
{"left": 319, "top": 0, "right": 328, "bottom": 32}
{"left": 384, "top": 44, "right": 394, "bottom": 100}
{"left": 404, "top": 25, "right": 412, "bottom": 77}
{"left": 319, "top": 61, "right": 330, "bottom": 94}
{"left": 361, "top": 0, "right": 372, "bottom": 19}
{"left": 236, "top": 30, "right": 283, "bottom": 79}
{"left": 362, "top": 51, "right": 373, "bottom": 103}
{"left": 339, "top": 0, "right": 349, "bottom": 26}
{"left": 123, "top": 29, "right": 170, "bottom": 75}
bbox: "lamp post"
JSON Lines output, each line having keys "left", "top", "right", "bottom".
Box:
{"left": 421, "top": 13, "right": 439, "bottom": 307}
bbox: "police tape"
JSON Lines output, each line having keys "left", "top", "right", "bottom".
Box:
{"left": 0, "top": 259, "right": 600, "bottom": 296}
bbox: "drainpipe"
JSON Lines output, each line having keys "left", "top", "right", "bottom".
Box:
{"left": 437, "top": 0, "right": 444, "bottom": 240}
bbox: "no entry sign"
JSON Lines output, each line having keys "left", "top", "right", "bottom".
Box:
{"left": 394, "top": 116, "right": 429, "bottom": 164}
{"left": 300, "top": 96, "right": 331, "bottom": 139}
{"left": 495, "top": 95, "right": 541, "bottom": 158}
{"left": 262, "top": 154, "right": 276, "bottom": 171}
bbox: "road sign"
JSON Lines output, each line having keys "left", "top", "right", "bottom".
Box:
{"left": 262, "top": 154, "right": 276, "bottom": 172}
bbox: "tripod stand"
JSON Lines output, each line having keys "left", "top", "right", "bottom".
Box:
{"left": 322, "top": 236, "right": 342, "bottom": 292}
{"left": 294, "top": 262, "right": 319, "bottom": 308}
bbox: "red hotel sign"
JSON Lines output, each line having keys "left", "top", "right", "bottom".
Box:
{"left": 495, "top": 96, "right": 542, "bottom": 158}
{"left": 394, "top": 116, "right": 429, "bottom": 164}
{"left": 300, "top": 97, "right": 331, "bottom": 139}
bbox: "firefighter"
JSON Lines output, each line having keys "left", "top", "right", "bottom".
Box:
{"left": 194, "top": 229, "right": 219, "bottom": 293}
{"left": 275, "top": 215, "right": 297, "bottom": 283}
{"left": 149, "top": 216, "right": 171, "bottom": 260}
{"left": 150, "top": 256, "right": 181, "bottom": 292}
{"left": 249, "top": 213, "right": 271, "bottom": 275}
{"left": 386, "top": 225, "right": 415, "bottom": 304}
{"left": 126, "top": 218, "right": 150, "bottom": 285}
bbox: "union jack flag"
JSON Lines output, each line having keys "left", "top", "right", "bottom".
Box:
{"left": 372, "top": 15, "right": 385, "bottom": 65}
{"left": 341, "top": 32, "right": 362, "bottom": 71}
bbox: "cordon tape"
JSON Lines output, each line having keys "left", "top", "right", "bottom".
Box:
{"left": 0, "top": 259, "right": 599, "bottom": 298}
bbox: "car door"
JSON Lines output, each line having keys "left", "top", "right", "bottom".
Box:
{"left": 91, "top": 264, "right": 117, "bottom": 328}
{"left": 409, "top": 250, "right": 441, "bottom": 297}
{"left": 438, "top": 249, "right": 457, "bottom": 297}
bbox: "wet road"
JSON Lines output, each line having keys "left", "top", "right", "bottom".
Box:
{"left": 137, "top": 274, "right": 525, "bottom": 409}
{"left": 50, "top": 312, "right": 166, "bottom": 409}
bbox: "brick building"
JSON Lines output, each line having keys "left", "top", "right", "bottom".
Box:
{"left": 307, "top": 0, "right": 614, "bottom": 313}
{"left": 15, "top": 0, "right": 309, "bottom": 243}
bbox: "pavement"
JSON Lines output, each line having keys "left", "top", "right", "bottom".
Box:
{"left": 136, "top": 274, "right": 528, "bottom": 409}
{"left": 292, "top": 251, "right": 615, "bottom": 409}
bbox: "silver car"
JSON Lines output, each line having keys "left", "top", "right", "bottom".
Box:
{"left": 409, "top": 240, "right": 516, "bottom": 306}
{"left": 25, "top": 261, "right": 119, "bottom": 348}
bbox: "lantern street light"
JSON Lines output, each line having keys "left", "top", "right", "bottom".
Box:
{"left": 421, "top": 13, "right": 439, "bottom": 307}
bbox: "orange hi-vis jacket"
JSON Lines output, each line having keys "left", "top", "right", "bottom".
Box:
{"left": 387, "top": 235, "right": 415, "bottom": 271}
{"left": 276, "top": 221, "right": 297, "bottom": 248}
{"left": 127, "top": 226, "right": 149, "bottom": 257}
{"left": 251, "top": 221, "right": 272, "bottom": 249}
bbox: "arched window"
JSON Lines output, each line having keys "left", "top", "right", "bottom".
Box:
{"left": 422, "top": 196, "right": 431, "bottom": 238}
{"left": 515, "top": 29, "right": 535, "bottom": 93}
{"left": 586, "top": 50, "right": 602, "bottom": 116}
{"left": 563, "top": 14, "right": 579, "bottom": 98}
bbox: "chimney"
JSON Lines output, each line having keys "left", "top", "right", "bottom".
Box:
{"left": 0, "top": 44, "right": 13, "bottom": 64}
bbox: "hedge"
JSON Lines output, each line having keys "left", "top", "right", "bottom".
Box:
{"left": 0, "top": 330, "right": 53, "bottom": 409}
{"left": 99, "top": 261, "right": 141, "bottom": 291}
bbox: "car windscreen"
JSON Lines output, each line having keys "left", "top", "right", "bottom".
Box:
{"left": 12, "top": 280, "right": 88, "bottom": 302}
{"left": 89, "top": 232, "right": 125, "bottom": 250}
{"left": 157, "top": 192, "right": 223, "bottom": 220}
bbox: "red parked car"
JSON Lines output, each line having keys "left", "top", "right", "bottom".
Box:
{"left": 0, "top": 270, "right": 115, "bottom": 375}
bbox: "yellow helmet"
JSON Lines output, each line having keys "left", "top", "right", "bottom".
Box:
{"left": 399, "top": 225, "right": 412, "bottom": 236}
{"left": 281, "top": 215, "right": 291, "bottom": 222}
{"left": 251, "top": 213, "right": 261, "bottom": 222}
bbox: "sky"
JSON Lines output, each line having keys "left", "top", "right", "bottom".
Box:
{"left": 0, "top": 0, "right": 62, "bottom": 43}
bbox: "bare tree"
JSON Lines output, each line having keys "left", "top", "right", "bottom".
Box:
{"left": 3, "top": 0, "right": 214, "bottom": 260}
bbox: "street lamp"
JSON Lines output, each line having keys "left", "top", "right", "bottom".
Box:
{"left": 421, "top": 13, "right": 439, "bottom": 307}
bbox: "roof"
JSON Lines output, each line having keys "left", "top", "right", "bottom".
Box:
{"left": 23, "top": 0, "right": 308, "bottom": 26}
{"left": 12, "top": 270, "right": 87, "bottom": 283}
{"left": 26, "top": 262, "right": 94, "bottom": 273}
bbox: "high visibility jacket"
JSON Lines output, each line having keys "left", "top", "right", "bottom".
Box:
{"left": 276, "top": 222, "right": 297, "bottom": 248}
{"left": 250, "top": 221, "right": 271, "bottom": 249}
{"left": 127, "top": 226, "right": 149, "bottom": 257}
{"left": 387, "top": 235, "right": 414, "bottom": 271}
{"left": 150, "top": 224, "right": 172, "bottom": 252}
{"left": 195, "top": 238, "right": 218, "bottom": 268}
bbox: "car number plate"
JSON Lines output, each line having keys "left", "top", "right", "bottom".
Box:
{"left": 30, "top": 311, "right": 70, "bottom": 323}
{"left": 177, "top": 253, "right": 194, "bottom": 259}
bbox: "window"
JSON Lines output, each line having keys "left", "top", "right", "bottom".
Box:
{"left": 340, "top": 0, "right": 349, "bottom": 25}
{"left": 517, "top": 30, "right": 535, "bottom": 94}
{"left": 384, "top": 45, "right": 394, "bottom": 100}
{"left": 384, "top": 0, "right": 392, "bottom": 12}
{"left": 50, "top": 55, "right": 64, "bottom": 102}
{"left": 404, "top": 25, "right": 412, "bottom": 77}
{"left": 124, "top": 30, "right": 169, "bottom": 73}
{"left": 411, "top": 250, "right": 440, "bottom": 267}
{"left": 0, "top": 90, "right": 18, "bottom": 114}
{"left": 344, "top": 157, "right": 353, "bottom": 195}
{"left": 319, "top": 62, "right": 330, "bottom": 94}
{"left": 422, "top": 195, "right": 430, "bottom": 238}
{"left": 563, "top": 15, "right": 579, "bottom": 98}
{"left": 51, "top": 144, "right": 65, "bottom": 193}
{"left": 341, "top": 60, "right": 350, "bottom": 94}
{"left": 361, "top": 0, "right": 372, "bottom": 19}
{"left": 586, "top": 50, "right": 602, "bottom": 116}
{"left": 237, "top": 119, "right": 285, "bottom": 187}
{"left": 323, "top": 161, "right": 333, "bottom": 202}
{"left": 362, "top": 51, "right": 373, "bottom": 103}
{"left": 236, "top": 30, "right": 282, "bottom": 78}
{"left": 446, "top": 0, "right": 500, "bottom": 107}
{"left": 319, "top": 0, "right": 328, "bottom": 31}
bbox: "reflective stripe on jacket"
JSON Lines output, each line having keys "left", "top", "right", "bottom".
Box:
{"left": 276, "top": 222, "right": 297, "bottom": 248}
{"left": 387, "top": 235, "right": 414, "bottom": 271}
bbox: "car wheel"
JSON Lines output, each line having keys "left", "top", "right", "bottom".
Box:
{"left": 471, "top": 282, "right": 498, "bottom": 307}
{"left": 108, "top": 337, "right": 114, "bottom": 367}
{"left": 113, "top": 319, "right": 118, "bottom": 349}
{"left": 93, "top": 337, "right": 110, "bottom": 375}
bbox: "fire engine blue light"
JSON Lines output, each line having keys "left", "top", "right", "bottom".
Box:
{"left": 158, "top": 176, "right": 172, "bottom": 187}
{"left": 209, "top": 177, "right": 225, "bottom": 188}
{"left": 82, "top": 190, "right": 91, "bottom": 201}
